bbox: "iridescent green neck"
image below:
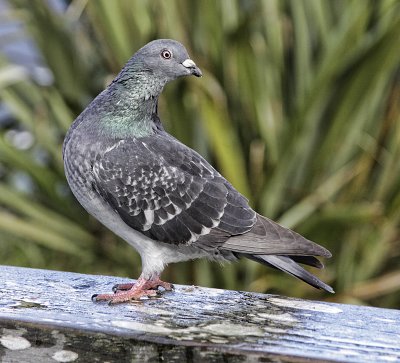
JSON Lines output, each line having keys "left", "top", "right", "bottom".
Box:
{"left": 101, "top": 116, "right": 154, "bottom": 139}
{"left": 99, "top": 97, "right": 158, "bottom": 138}
{"left": 96, "top": 72, "right": 165, "bottom": 138}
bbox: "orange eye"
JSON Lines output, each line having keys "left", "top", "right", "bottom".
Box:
{"left": 161, "top": 50, "right": 172, "bottom": 59}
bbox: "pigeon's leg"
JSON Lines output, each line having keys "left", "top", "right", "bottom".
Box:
{"left": 92, "top": 275, "right": 174, "bottom": 304}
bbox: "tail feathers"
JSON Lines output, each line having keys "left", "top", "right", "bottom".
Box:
{"left": 289, "top": 255, "right": 324, "bottom": 269}
{"left": 243, "top": 254, "right": 334, "bottom": 293}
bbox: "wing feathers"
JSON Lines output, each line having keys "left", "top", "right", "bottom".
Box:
{"left": 222, "top": 214, "right": 331, "bottom": 257}
{"left": 177, "top": 212, "right": 204, "bottom": 235}
{"left": 93, "top": 134, "right": 255, "bottom": 245}
{"left": 186, "top": 205, "right": 216, "bottom": 228}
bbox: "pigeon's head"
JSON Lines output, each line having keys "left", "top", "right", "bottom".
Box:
{"left": 129, "top": 39, "right": 202, "bottom": 82}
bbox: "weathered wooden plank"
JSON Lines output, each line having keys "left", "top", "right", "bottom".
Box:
{"left": 0, "top": 265, "right": 399, "bottom": 363}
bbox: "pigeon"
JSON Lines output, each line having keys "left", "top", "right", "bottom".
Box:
{"left": 63, "top": 39, "right": 333, "bottom": 303}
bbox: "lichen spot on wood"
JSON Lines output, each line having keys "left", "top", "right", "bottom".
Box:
{"left": 52, "top": 350, "right": 79, "bottom": 362}
{"left": 0, "top": 335, "right": 31, "bottom": 350}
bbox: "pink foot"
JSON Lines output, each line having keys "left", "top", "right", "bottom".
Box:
{"left": 92, "top": 275, "right": 174, "bottom": 304}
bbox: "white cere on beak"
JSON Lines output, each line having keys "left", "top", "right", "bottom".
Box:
{"left": 182, "top": 58, "right": 202, "bottom": 77}
{"left": 182, "top": 59, "right": 197, "bottom": 68}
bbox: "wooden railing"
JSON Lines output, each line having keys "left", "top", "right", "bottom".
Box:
{"left": 0, "top": 265, "right": 399, "bottom": 362}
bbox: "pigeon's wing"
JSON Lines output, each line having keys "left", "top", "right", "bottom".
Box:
{"left": 92, "top": 133, "right": 256, "bottom": 246}
{"left": 221, "top": 213, "right": 332, "bottom": 257}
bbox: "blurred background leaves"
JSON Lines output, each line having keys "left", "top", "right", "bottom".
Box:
{"left": 0, "top": 0, "right": 399, "bottom": 308}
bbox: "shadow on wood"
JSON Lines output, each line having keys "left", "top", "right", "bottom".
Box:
{"left": 0, "top": 265, "right": 399, "bottom": 362}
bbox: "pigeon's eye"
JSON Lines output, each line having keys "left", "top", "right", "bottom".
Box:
{"left": 161, "top": 50, "right": 172, "bottom": 60}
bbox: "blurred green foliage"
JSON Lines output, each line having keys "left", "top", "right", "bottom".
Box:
{"left": 0, "top": 0, "right": 399, "bottom": 308}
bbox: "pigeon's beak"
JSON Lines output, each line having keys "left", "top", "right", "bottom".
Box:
{"left": 182, "top": 59, "right": 202, "bottom": 77}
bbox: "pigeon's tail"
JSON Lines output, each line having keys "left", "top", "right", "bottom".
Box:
{"left": 221, "top": 213, "right": 333, "bottom": 293}
{"left": 241, "top": 254, "right": 334, "bottom": 293}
